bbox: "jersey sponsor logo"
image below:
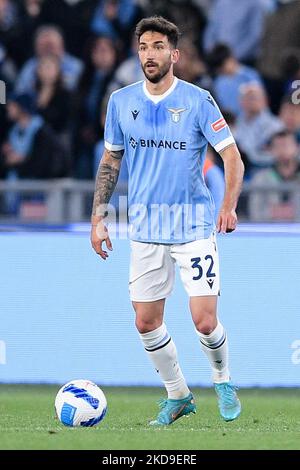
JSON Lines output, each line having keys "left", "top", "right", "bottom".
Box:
{"left": 140, "top": 139, "right": 186, "bottom": 150}
{"left": 129, "top": 137, "right": 186, "bottom": 150}
{"left": 129, "top": 136, "right": 138, "bottom": 148}
{"left": 167, "top": 107, "right": 187, "bottom": 123}
{"left": 131, "top": 109, "right": 139, "bottom": 120}
{"left": 211, "top": 117, "right": 227, "bottom": 132}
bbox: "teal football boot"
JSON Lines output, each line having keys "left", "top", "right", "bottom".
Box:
{"left": 149, "top": 392, "right": 196, "bottom": 426}
{"left": 214, "top": 382, "right": 241, "bottom": 421}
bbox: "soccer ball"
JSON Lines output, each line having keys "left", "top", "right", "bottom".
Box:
{"left": 55, "top": 379, "right": 107, "bottom": 427}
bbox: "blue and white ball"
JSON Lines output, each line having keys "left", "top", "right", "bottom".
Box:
{"left": 55, "top": 379, "right": 107, "bottom": 427}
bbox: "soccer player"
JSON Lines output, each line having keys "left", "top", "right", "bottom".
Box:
{"left": 91, "top": 16, "right": 244, "bottom": 426}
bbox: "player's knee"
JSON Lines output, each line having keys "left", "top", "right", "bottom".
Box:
{"left": 133, "top": 301, "right": 164, "bottom": 333}
{"left": 194, "top": 316, "right": 217, "bottom": 335}
{"left": 135, "top": 318, "right": 161, "bottom": 334}
{"left": 132, "top": 301, "right": 140, "bottom": 314}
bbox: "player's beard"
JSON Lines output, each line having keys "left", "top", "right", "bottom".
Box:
{"left": 142, "top": 58, "right": 172, "bottom": 84}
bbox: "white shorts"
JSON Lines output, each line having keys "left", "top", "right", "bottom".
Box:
{"left": 129, "top": 233, "right": 220, "bottom": 301}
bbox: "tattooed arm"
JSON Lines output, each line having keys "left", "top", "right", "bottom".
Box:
{"left": 91, "top": 148, "right": 124, "bottom": 259}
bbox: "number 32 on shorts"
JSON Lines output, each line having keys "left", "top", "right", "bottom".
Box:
{"left": 191, "top": 255, "right": 216, "bottom": 281}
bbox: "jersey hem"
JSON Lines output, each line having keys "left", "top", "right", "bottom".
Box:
{"left": 129, "top": 227, "right": 215, "bottom": 244}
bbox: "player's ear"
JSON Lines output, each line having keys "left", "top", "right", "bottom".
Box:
{"left": 171, "top": 49, "right": 180, "bottom": 64}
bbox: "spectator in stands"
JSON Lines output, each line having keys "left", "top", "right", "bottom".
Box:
{"left": 234, "top": 83, "right": 284, "bottom": 171}
{"left": 174, "top": 38, "right": 212, "bottom": 91}
{"left": 90, "top": 0, "right": 140, "bottom": 49}
{"left": 169, "top": 0, "right": 207, "bottom": 48}
{"left": 0, "top": 42, "right": 15, "bottom": 151}
{"left": 199, "top": 0, "right": 275, "bottom": 16}
{"left": 74, "top": 35, "right": 118, "bottom": 178}
{"left": 0, "top": 41, "right": 15, "bottom": 90}
{"left": 10, "top": 0, "right": 46, "bottom": 67}
{"left": 0, "top": 0, "right": 19, "bottom": 61}
{"left": 37, "top": 0, "right": 96, "bottom": 58}
{"left": 143, "top": 0, "right": 207, "bottom": 49}
{"left": 0, "top": 0, "right": 16, "bottom": 31}
{"left": 279, "top": 95, "right": 300, "bottom": 144}
{"left": 192, "top": 0, "right": 211, "bottom": 13}
{"left": 107, "top": 34, "right": 144, "bottom": 93}
{"left": 281, "top": 49, "right": 300, "bottom": 96}
{"left": 248, "top": 131, "right": 300, "bottom": 221}
{"left": 0, "top": 92, "right": 69, "bottom": 179}
{"left": 15, "top": 25, "right": 83, "bottom": 93}
{"left": 34, "top": 54, "right": 72, "bottom": 140}
{"left": 204, "top": 0, "right": 267, "bottom": 64}
{"left": 207, "top": 44, "right": 262, "bottom": 116}
{"left": 258, "top": 0, "right": 300, "bottom": 113}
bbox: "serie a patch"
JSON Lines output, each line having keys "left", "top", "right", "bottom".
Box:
{"left": 211, "top": 117, "right": 227, "bottom": 132}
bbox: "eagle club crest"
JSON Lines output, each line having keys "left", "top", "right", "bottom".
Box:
{"left": 167, "top": 107, "right": 186, "bottom": 123}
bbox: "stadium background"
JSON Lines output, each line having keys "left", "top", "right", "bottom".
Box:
{"left": 0, "top": 0, "right": 300, "bottom": 450}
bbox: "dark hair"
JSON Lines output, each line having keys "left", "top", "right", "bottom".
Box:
{"left": 270, "top": 129, "right": 295, "bottom": 144}
{"left": 281, "top": 50, "right": 300, "bottom": 79}
{"left": 34, "top": 24, "right": 64, "bottom": 44}
{"left": 206, "top": 44, "right": 233, "bottom": 70}
{"left": 135, "top": 16, "right": 180, "bottom": 48}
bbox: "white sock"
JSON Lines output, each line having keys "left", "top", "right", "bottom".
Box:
{"left": 139, "top": 323, "right": 190, "bottom": 399}
{"left": 196, "top": 321, "right": 230, "bottom": 384}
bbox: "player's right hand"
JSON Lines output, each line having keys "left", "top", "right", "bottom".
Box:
{"left": 91, "top": 221, "right": 113, "bottom": 260}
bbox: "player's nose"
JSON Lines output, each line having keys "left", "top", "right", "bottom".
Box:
{"left": 145, "top": 48, "right": 155, "bottom": 59}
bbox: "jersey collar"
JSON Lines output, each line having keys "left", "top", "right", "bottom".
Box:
{"left": 142, "top": 77, "right": 178, "bottom": 104}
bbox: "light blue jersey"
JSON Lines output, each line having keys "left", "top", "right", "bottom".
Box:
{"left": 105, "top": 77, "right": 235, "bottom": 243}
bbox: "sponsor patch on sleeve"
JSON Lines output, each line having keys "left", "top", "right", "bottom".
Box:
{"left": 211, "top": 117, "right": 227, "bottom": 132}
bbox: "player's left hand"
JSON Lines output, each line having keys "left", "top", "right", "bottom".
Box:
{"left": 216, "top": 207, "right": 237, "bottom": 233}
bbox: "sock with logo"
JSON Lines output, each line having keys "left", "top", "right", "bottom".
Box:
{"left": 196, "top": 321, "right": 230, "bottom": 383}
{"left": 139, "top": 323, "right": 190, "bottom": 399}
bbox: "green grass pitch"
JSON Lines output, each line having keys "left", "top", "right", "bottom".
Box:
{"left": 0, "top": 385, "right": 299, "bottom": 450}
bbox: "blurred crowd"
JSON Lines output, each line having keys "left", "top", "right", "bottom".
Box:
{"left": 0, "top": 0, "right": 300, "bottom": 221}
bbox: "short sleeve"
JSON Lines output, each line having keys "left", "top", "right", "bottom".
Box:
{"left": 199, "top": 92, "right": 235, "bottom": 153}
{"left": 104, "top": 93, "right": 124, "bottom": 151}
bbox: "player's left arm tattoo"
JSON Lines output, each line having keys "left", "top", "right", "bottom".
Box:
{"left": 92, "top": 148, "right": 124, "bottom": 218}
